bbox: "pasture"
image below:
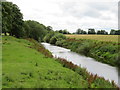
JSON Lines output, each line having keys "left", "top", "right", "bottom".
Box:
{"left": 66, "top": 35, "right": 119, "bottom": 43}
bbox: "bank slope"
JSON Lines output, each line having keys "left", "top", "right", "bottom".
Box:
{"left": 2, "top": 36, "right": 88, "bottom": 88}
{"left": 2, "top": 36, "right": 116, "bottom": 88}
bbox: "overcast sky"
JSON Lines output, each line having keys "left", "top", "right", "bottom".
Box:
{"left": 7, "top": 0, "right": 119, "bottom": 33}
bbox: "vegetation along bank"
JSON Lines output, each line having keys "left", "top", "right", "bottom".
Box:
{"left": 44, "top": 32, "right": 120, "bottom": 68}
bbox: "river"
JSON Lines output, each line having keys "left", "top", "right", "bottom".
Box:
{"left": 42, "top": 43, "right": 119, "bottom": 86}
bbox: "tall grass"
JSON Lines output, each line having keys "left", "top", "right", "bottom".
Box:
{"left": 53, "top": 38, "right": 119, "bottom": 67}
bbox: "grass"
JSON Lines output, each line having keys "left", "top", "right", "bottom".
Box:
{"left": 2, "top": 36, "right": 88, "bottom": 88}
{"left": 66, "top": 35, "right": 119, "bottom": 43}
{"left": 2, "top": 36, "right": 117, "bottom": 88}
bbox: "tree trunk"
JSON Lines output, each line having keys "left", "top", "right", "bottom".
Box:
{"left": 4, "top": 32, "right": 7, "bottom": 36}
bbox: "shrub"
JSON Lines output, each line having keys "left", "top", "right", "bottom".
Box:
{"left": 76, "top": 42, "right": 94, "bottom": 55}
{"left": 50, "top": 36, "right": 57, "bottom": 44}
{"left": 56, "top": 40, "right": 64, "bottom": 46}
{"left": 50, "top": 33, "right": 66, "bottom": 44}
{"left": 43, "top": 32, "right": 55, "bottom": 43}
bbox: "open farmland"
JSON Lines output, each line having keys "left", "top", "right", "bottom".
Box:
{"left": 66, "top": 35, "right": 119, "bottom": 43}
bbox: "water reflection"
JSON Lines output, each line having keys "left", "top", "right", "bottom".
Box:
{"left": 42, "top": 43, "right": 119, "bottom": 86}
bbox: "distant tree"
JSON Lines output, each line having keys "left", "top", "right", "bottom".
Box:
{"left": 58, "top": 30, "right": 63, "bottom": 33}
{"left": 88, "top": 29, "right": 96, "bottom": 34}
{"left": 46, "top": 26, "right": 53, "bottom": 31}
{"left": 63, "top": 29, "right": 68, "bottom": 34}
{"left": 83, "top": 31, "right": 87, "bottom": 34}
{"left": 115, "top": 30, "right": 120, "bottom": 35}
{"left": 58, "top": 29, "right": 70, "bottom": 34}
{"left": 76, "top": 28, "right": 81, "bottom": 34}
{"left": 75, "top": 28, "right": 87, "bottom": 34}
{"left": 97, "top": 30, "right": 108, "bottom": 35}
{"left": 110, "top": 29, "right": 116, "bottom": 35}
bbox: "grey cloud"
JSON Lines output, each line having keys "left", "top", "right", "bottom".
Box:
{"left": 59, "top": 2, "right": 102, "bottom": 18}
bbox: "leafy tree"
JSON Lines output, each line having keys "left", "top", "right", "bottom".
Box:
{"left": 76, "top": 29, "right": 87, "bottom": 34}
{"left": 88, "top": 29, "right": 96, "bottom": 34}
{"left": 58, "top": 30, "right": 63, "bottom": 33}
{"left": 43, "top": 31, "right": 55, "bottom": 43}
{"left": 57, "top": 29, "right": 70, "bottom": 34}
{"left": 110, "top": 29, "right": 116, "bottom": 35}
{"left": 24, "top": 20, "right": 47, "bottom": 41}
{"left": 50, "top": 33, "right": 66, "bottom": 44}
{"left": 115, "top": 30, "right": 120, "bottom": 35}
{"left": 110, "top": 29, "right": 120, "bottom": 35}
{"left": 97, "top": 30, "right": 108, "bottom": 35}
{"left": 23, "top": 21, "right": 30, "bottom": 38}
{"left": 76, "top": 29, "right": 81, "bottom": 34}
{"left": 46, "top": 26, "right": 53, "bottom": 31}
{"left": 2, "top": 2, "right": 24, "bottom": 38}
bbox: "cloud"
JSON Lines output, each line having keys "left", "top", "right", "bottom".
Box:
{"left": 7, "top": 0, "right": 118, "bottom": 32}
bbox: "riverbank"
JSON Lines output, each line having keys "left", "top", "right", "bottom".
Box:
{"left": 2, "top": 36, "right": 118, "bottom": 88}
{"left": 45, "top": 34, "right": 119, "bottom": 67}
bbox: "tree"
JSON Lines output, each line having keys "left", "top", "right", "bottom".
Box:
{"left": 2, "top": 2, "right": 24, "bottom": 38}
{"left": 76, "top": 28, "right": 87, "bottom": 34}
{"left": 58, "top": 29, "right": 70, "bottom": 34}
{"left": 110, "top": 29, "right": 116, "bottom": 35}
{"left": 24, "top": 20, "right": 47, "bottom": 41}
{"left": 115, "top": 30, "right": 120, "bottom": 35}
{"left": 46, "top": 26, "right": 53, "bottom": 31}
{"left": 88, "top": 29, "right": 96, "bottom": 34}
{"left": 97, "top": 30, "right": 108, "bottom": 35}
{"left": 76, "top": 28, "right": 81, "bottom": 34}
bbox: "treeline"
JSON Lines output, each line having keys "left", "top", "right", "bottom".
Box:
{"left": 2, "top": 1, "right": 120, "bottom": 42}
{"left": 57, "top": 29, "right": 120, "bottom": 35}
{"left": 2, "top": 1, "right": 53, "bottom": 41}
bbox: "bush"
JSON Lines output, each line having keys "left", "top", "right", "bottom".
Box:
{"left": 50, "top": 36, "right": 57, "bottom": 44}
{"left": 49, "top": 33, "right": 66, "bottom": 44}
{"left": 76, "top": 42, "right": 94, "bottom": 55}
{"left": 43, "top": 32, "right": 55, "bottom": 43}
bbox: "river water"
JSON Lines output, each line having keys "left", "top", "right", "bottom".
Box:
{"left": 42, "top": 43, "right": 119, "bottom": 86}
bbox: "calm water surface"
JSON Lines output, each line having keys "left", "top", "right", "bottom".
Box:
{"left": 42, "top": 43, "right": 119, "bottom": 86}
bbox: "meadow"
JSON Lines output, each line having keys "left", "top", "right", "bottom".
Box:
{"left": 66, "top": 35, "right": 119, "bottom": 43}
{"left": 2, "top": 36, "right": 117, "bottom": 88}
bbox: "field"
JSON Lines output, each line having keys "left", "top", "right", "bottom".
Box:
{"left": 66, "top": 35, "right": 119, "bottom": 43}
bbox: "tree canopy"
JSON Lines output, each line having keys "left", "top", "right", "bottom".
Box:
{"left": 23, "top": 20, "right": 48, "bottom": 41}
{"left": 2, "top": 2, "right": 24, "bottom": 38}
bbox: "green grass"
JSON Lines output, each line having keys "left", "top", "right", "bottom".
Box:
{"left": 2, "top": 36, "right": 88, "bottom": 88}
{"left": 2, "top": 36, "right": 117, "bottom": 88}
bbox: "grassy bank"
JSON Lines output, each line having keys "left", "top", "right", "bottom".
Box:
{"left": 54, "top": 38, "right": 119, "bottom": 67}
{"left": 2, "top": 36, "right": 117, "bottom": 88}
{"left": 44, "top": 33, "right": 119, "bottom": 67}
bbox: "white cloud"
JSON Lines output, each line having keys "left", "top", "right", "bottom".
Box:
{"left": 7, "top": 0, "right": 119, "bottom": 32}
